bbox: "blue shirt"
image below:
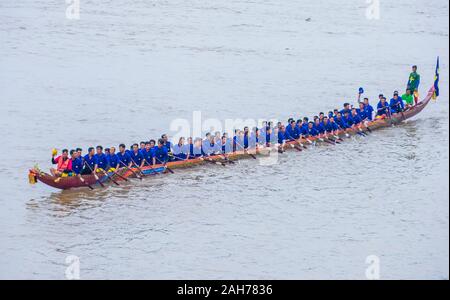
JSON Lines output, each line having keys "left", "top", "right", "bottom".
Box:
{"left": 172, "top": 144, "right": 189, "bottom": 160}
{"left": 364, "top": 104, "right": 374, "bottom": 120}
{"left": 314, "top": 123, "right": 325, "bottom": 134}
{"left": 325, "top": 121, "right": 338, "bottom": 132}
{"left": 377, "top": 101, "right": 390, "bottom": 116}
{"left": 286, "top": 124, "right": 300, "bottom": 140}
{"left": 108, "top": 154, "right": 119, "bottom": 169}
{"left": 336, "top": 117, "right": 349, "bottom": 129}
{"left": 83, "top": 154, "right": 96, "bottom": 171}
{"left": 351, "top": 113, "right": 362, "bottom": 124}
{"left": 129, "top": 151, "right": 144, "bottom": 166}
{"left": 357, "top": 108, "right": 367, "bottom": 120}
{"left": 308, "top": 127, "right": 319, "bottom": 137}
{"left": 390, "top": 97, "right": 404, "bottom": 112}
{"left": 117, "top": 152, "right": 131, "bottom": 167}
{"left": 72, "top": 157, "right": 83, "bottom": 175}
{"left": 94, "top": 153, "right": 109, "bottom": 170}
{"left": 154, "top": 146, "right": 169, "bottom": 163}
{"left": 141, "top": 149, "right": 153, "bottom": 165}
{"left": 278, "top": 131, "right": 286, "bottom": 144}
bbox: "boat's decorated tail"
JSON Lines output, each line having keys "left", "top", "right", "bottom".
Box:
{"left": 432, "top": 56, "right": 440, "bottom": 101}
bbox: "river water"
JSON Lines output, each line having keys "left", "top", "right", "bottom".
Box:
{"left": 0, "top": 0, "right": 448, "bottom": 279}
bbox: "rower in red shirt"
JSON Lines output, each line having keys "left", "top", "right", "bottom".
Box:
{"left": 50, "top": 149, "right": 73, "bottom": 177}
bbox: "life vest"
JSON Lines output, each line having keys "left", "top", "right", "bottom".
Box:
{"left": 57, "top": 156, "right": 71, "bottom": 172}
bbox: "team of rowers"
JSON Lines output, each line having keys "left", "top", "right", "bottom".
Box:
{"left": 50, "top": 89, "right": 414, "bottom": 178}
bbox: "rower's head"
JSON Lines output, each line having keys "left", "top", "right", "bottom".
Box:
{"left": 303, "top": 117, "right": 309, "bottom": 123}
{"left": 379, "top": 94, "right": 384, "bottom": 100}
{"left": 61, "top": 149, "right": 69, "bottom": 159}
{"left": 76, "top": 148, "right": 82, "bottom": 156}
{"left": 221, "top": 135, "right": 227, "bottom": 143}
{"left": 105, "top": 148, "right": 110, "bottom": 155}
{"left": 96, "top": 145, "right": 103, "bottom": 155}
{"left": 110, "top": 146, "right": 116, "bottom": 154}
{"left": 363, "top": 98, "right": 369, "bottom": 105}
{"left": 323, "top": 116, "right": 329, "bottom": 124}
{"left": 336, "top": 112, "right": 342, "bottom": 119}
{"left": 314, "top": 118, "right": 320, "bottom": 125}
{"left": 119, "top": 144, "right": 126, "bottom": 153}
{"left": 359, "top": 102, "right": 365, "bottom": 110}
{"left": 406, "top": 88, "right": 411, "bottom": 95}
{"left": 280, "top": 125, "right": 286, "bottom": 132}
{"left": 328, "top": 111, "right": 334, "bottom": 118}
{"left": 412, "top": 65, "right": 417, "bottom": 72}
{"left": 132, "top": 143, "right": 139, "bottom": 153}
{"left": 178, "top": 137, "right": 185, "bottom": 146}
{"left": 161, "top": 134, "right": 168, "bottom": 143}
{"left": 290, "top": 120, "right": 296, "bottom": 127}
{"left": 333, "top": 109, "right": 339, "bottom": 115}
{"left": 194, "top": 138, "right": 202, "bottom": 147}
{"left": 319, "top": 112, "right": 325, "bottom": 119}
{"left": 139, "top": 142, "right": 146, "bottom": 149}
{"left": 188, "top": 137, "right": 193, "bottom": 144}
{"left": 150, "top": 139, "right": 156, "bottom": 147}
{"left": 343, "top": 103, "right": 350, "bottom": 109}
{"left": 381, "top": 97, "right": 387, "bottom": 103}
{"left": 158, "top": 139, "right": 165, "bottom": 148}
{"left": 206, "top": 132, "right": 211, "bottom": 139}
{"left": 70, "top": 149, "right": 76, "bottom": 159}
{"left": 330, "top": 117, "right": 335, "bottom": 123}
{"left": 244, "top": 126, "right": 249, "bottom": 133}
{"left": 145, "top": 141, "right": 152, "bottom": 151}
{"left": 351, "top": 108, "right": 358, "bottom": 116}
{"left": 308, "top": 122, "right": 314, "bottom": 129}
{"left": 393, "top": 91, "right": 399, "bottom": 99}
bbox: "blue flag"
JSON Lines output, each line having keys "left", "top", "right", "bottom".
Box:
{"left": 433, "top": 56, "right": 440, "bottom": 99}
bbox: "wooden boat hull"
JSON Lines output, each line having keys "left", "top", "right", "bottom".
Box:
{"left": 29, "top": 87, "right": 434, "bottom": 190}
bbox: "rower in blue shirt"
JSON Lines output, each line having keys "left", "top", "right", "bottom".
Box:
{"left": 94, "top": 146, "right": 109, "bottom": 172}
{"left": 340, "top": 103, "right": 352, "bottom": 116}
{"left": 363, "top": 98, "right": 374, "bottom": 121}
{"left": 326, "top": 117, "right": 339, "bottom": 133}
{"left": 377, "top": 97, "right": 390, "bottom": 117}
{"left": 117, "top": 144, "right": 132, "bottom": 168}
{"left": 243, "top": 127, "right": 250, "bottom": 149}
{"left": 314, "top": 118, "right": 325, "bottom": 134}
{"left": 351, "top": 108, "right": 362, "bottom": 125}
{"left": 343, "top": 111, "right": 355, "bottom": 127}
{"left": 141, "top": 142, "right": 154, "bottom": 165}
{"left": 71, "top": 150, "right": 83, "bottom": 175}
{"left": 389, "top": 91, "right": 404, "bottom": 114}
{"left": 82, "top": 147, "right": 96, "bottom": 175}
{"left": 357, "top": 102, "right": 368, "bottom": 121}
{"left": 335, "top": 112, "right": 349, "bottom": 129}
{"left": 129, "top": 143, "right": 144, "bottom": 167}
{"left": 285, "top": 120, "right": 300, "bottom": 140}
{"left": 172, "top": 137, "right": 189, "bottom": 161}
{"left": 153, "top": 139, "right": 169, "bottom": 165}
{"left": 108, "top": 146, "right": 119, "bottom": 170}
{"left": 307, "top": 122, "right": 319, "bottom": 137}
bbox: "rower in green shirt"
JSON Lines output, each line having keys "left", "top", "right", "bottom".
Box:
{"left": 407, "top": 65, "right": 420, "bottom": 104}
{"left": 402, "top": 88, "right": 414, "bottom": 108}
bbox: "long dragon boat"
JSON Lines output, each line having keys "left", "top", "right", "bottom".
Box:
{"left": 29, "top": 86, "right": 436, "bottom": 190}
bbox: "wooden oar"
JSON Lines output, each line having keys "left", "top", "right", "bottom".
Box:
{"left": 77, "top": 174, "right": 94, "bottom": 190}
{"left": 219, "top": 154, "right": 235, "bottom": 164}
{"left": 98, "top": 168, "right": 120, "bottom": 186}
{"left": 154, "top": 157, "right": 174, "bottom": 174}
{"left": 83, "top": 161, "right": 105, "bottom": 187}
{"left": 120, "top": 161, "right": 142, "bottom": 180}
{"left": 111, "top": 168, "right": 128, "bottom": 181}
{"left": 234, "top": 139, "right": 257, "bottom": 159}
{"left": 129, "top": 157, "right": 146, "bottom": 177}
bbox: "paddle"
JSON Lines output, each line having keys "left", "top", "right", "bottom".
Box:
{"left": 111, "top": 168, "right": 128, "bottom": 181}
{"left": 83, "top": 160, "right": 105, "bottom": 187}
{"left": 234, "top": 139, "right": 257, "bottom": 159}
{"left": 77, "top": 174, "right": 94, "bottom": 190}
{"left": 120, "top": 160, "right": 142, "bottom": 180}
{"left": 129, "top": 157, "right": 146, "bottom": 177}
{"left": 98, "top": 168, "right": 120, "bottom": 186}
{"left": 154, "top": 156, "right": 174, "bottom": 174}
